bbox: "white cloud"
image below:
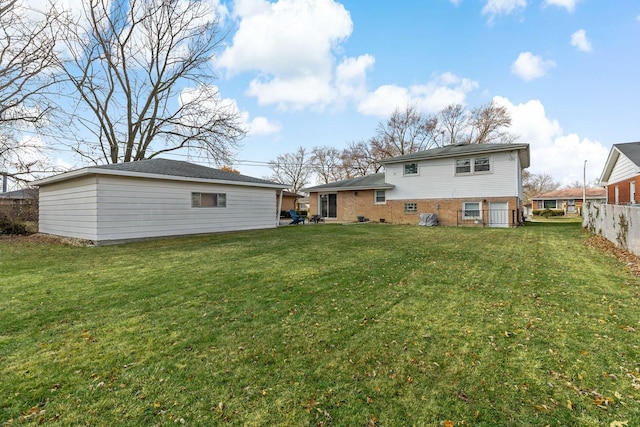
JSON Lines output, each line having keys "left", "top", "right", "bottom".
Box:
{"left": 218, "top": 0, "right": 366, "bottom": 110}
{"left": 511, "top": 52, "right": 556, "bottom": 81}
{"left": 449, "top": 0, "right": 462, "bottom": 6}
{"left": 335, "top": 55, "right": 375, "bottom": 104}
{"left": 544, "top": 0, "right": 580, "bottom": 12}
{"left": 482, "top": 0, "right": 527, "bottom": 22}
{"left": 494, "top": 96, "right": 609, "bottom": 186}
{"left": 247, "top": 116, "right": 281, "bottom": 136}
{"left": 571, "top": 29, "right": 592, "bottom": 52}
{"left": 358, "top": 72, "right": 479, "bottom": 117}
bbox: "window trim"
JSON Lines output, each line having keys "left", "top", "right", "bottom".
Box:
{"left": 404, "top": 162, "right": 419, "bottom": 176}
{"left": 191, "top": 192, "right": 227, "bottom": 208}
{"left": 462, "top": 201, "right": 481, "bottom": 220}
{"left": 374, "top": 190, "right": 386, "bottom": 204}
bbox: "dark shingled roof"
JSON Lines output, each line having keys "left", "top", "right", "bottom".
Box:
{"left": 35, "top": 158, "right": 284, "bottom": 188}
{"left": 93, "top": 158, "right": 279, "bottom": 186}
{"left": 379, "top": 143, "right": 530, "bottom": 168}
{"left": 302, "top": 173, "right": 393, "bottom": 192}
{"left": 613, "top": 142, "right": 640, "bottom": 167}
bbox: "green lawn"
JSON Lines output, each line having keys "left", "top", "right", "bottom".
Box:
{"left": 1, "top": 223, "right": 639, "bottom": 426}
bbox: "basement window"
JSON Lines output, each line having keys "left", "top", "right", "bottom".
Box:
{"left": 462, "top": 202, "right": 481, "bottom": 219}
{"left": 404, "top": 203, "right": 417, "bottom": 214}
{"left": 192, "top": 192, "right": 226, "bottom": 208}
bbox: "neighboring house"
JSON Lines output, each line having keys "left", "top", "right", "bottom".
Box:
{"left": 531, "top": 188, "right": 606, "bottom": 214}
{"left": 303, "top": 143, "right": 530, "bottom": 227}
{"left": 0, "top": 188, "right": 38, "bottom": 206}
{"left": 34, "top": 159, "right": 287, "bottom": 245}
{"left": 599, "top": 141, "right": 640, "bottom": 204}
{"left": 279, "top": 191, "right": 302, "bottom": 213}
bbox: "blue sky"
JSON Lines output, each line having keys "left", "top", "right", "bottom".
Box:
{"left": 209, "top": 0, "right": 639, "bottom": 186}
{"left": 13, "top": 0, "right": 637, "bottom": 190}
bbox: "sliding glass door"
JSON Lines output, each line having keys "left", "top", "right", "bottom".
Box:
{"left": 319, "top": 193, "right": 337, "bottom": 218}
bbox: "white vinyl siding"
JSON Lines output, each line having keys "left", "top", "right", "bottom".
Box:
{"left": 385, "top": 151, "right": 520, "bottom": 201}
{"left": 39, "top": 175, "right": 279, "bottom": 243}
{"left": 94, "top": 176, "right": 276, "bottom": 241}
{"left": 609, "top": 153, "right": 639, "bottom": 184}
{"left": 38, "top": 176, "right": 99, "bottom": 240}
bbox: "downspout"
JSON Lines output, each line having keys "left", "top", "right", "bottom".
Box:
{"left": 276, "top": 189, "right": 284, "bottom": 227}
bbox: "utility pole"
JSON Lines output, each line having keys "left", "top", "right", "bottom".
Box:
{"left": 582, "top": 160, "right": 587, "bottom": 214}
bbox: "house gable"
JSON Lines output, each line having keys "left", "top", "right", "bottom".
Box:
{"left": 600, "top": 142, "right": 640, "bottom": 185}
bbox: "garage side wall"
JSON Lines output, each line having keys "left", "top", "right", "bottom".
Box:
{"left": 94, "top": 176, "right": 277, "bottom": 242}
{"left": 38, "top": 176, "right": 99, "bottom": 241}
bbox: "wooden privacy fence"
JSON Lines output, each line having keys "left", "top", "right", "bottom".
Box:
{"left": 583, "top": 202, "right": 640, "bottom": 256}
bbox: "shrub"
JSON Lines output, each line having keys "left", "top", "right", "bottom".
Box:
{"left": 532, "top": 209, "right": 564, "bottom": 218}
{"left": 0, "top": 202, "right": 37, "bottom": 235}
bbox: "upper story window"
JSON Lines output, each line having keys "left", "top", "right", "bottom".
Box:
{"left": 192, "top": 192, "right": 226, "bottom": 208}
{"left": 375, "top": 190, "right": 386, "bottom": 204}
{"left": 455, "top": 156, "right": 490, "bottom": 175}
{"left": 455, "top": 159, "right": 471, "bottom": 174}
{"left": 474, "top": 157, "right": 490, "bottom": 172}
{"left": 404, "top": 163, "right": 418, "bottom": 175}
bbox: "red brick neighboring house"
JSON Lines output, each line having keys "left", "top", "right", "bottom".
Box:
{"left": 531, "top": 187, "right": 606, "bottom": 214}
{"left": 599, "top": 142, "right": 640, "bottom": 204}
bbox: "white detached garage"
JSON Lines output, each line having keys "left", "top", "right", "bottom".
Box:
{"left": 34, "top": 159, "right": 287, "bottom": 245}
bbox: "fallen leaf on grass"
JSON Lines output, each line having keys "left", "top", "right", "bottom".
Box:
{"left": 610, "top": 421, "right": 628, "bottom": 427}
{"left": 443, "top": 421, "right": 454, "bottom": 427}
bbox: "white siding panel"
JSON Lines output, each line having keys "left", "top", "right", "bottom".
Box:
{"left": 609, "top": 153, "right": 638, "bottom": 184}
{"left": 38, "top": 176, "right": 99, "bottom": 240}
{"left": 94, "top": 176, "right": 278, "bottom": 242}
{"left": 385, "top": 151, "right": 520, "bottom": 200}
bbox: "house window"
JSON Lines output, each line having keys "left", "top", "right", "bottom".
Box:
{"left": 404, "top": 203, "right": 417, "bottom": 214}
{"left": 375, "top": 190, "right": 386, "bottom": 204}
{"left": 463, "top": 202, "right": 481, "bottom": 219}
{"left": 543, "top": 200, "right": 557, "bottom": 209}
{"left": 474, "top": 157, "right": 490, "bottom": 172}
{"left": 455, "top": 159, "right": 471, "bottom": 174}
{"left": 456, "top": 157, "right": 491, "bottom": 174}
{"left": 192, "top": 192, "right": 226, "bottom": 208}
{"left": 404, "top": 163, "right": 418, "bottom": 175}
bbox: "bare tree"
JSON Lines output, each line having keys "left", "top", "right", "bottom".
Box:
{"left": 437, "top": 104, "right": 466, "bottom": 146}
{"left": 341, "top": 140, "right": 380, "bottom": 177}
{"left": 311, "top": 146, "right": 346, "bottom": 184}
{"left": 370, "top": 104, "right": 439, "bottom": 159}
{"left": 522, "top": 170, "right": 560, "bottom": 203}
{"left": 57, "top": 0, "right": 245, "bottom": 165}
{"left": 0, "top": 0, "right": 60, "bottom": 182}
{"left": 267, "top": 147, "right": 311, "bottom": 194}
{"left": 468, "top": 100, "right": 517, "bottom": 144}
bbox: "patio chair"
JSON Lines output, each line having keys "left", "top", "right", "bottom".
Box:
{"left": 289, "top": 209, "right": 305, "bottom": 225}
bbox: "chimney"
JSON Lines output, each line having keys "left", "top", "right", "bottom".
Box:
{"left": 1, "top": 173, "right": 7, "bottom": 193}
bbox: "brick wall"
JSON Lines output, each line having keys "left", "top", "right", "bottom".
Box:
{"left": 607, "top": 176, "right": 640, "bottom": 204}
{"left": 308, "top": 191, "right": 521, "bottom": 226}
